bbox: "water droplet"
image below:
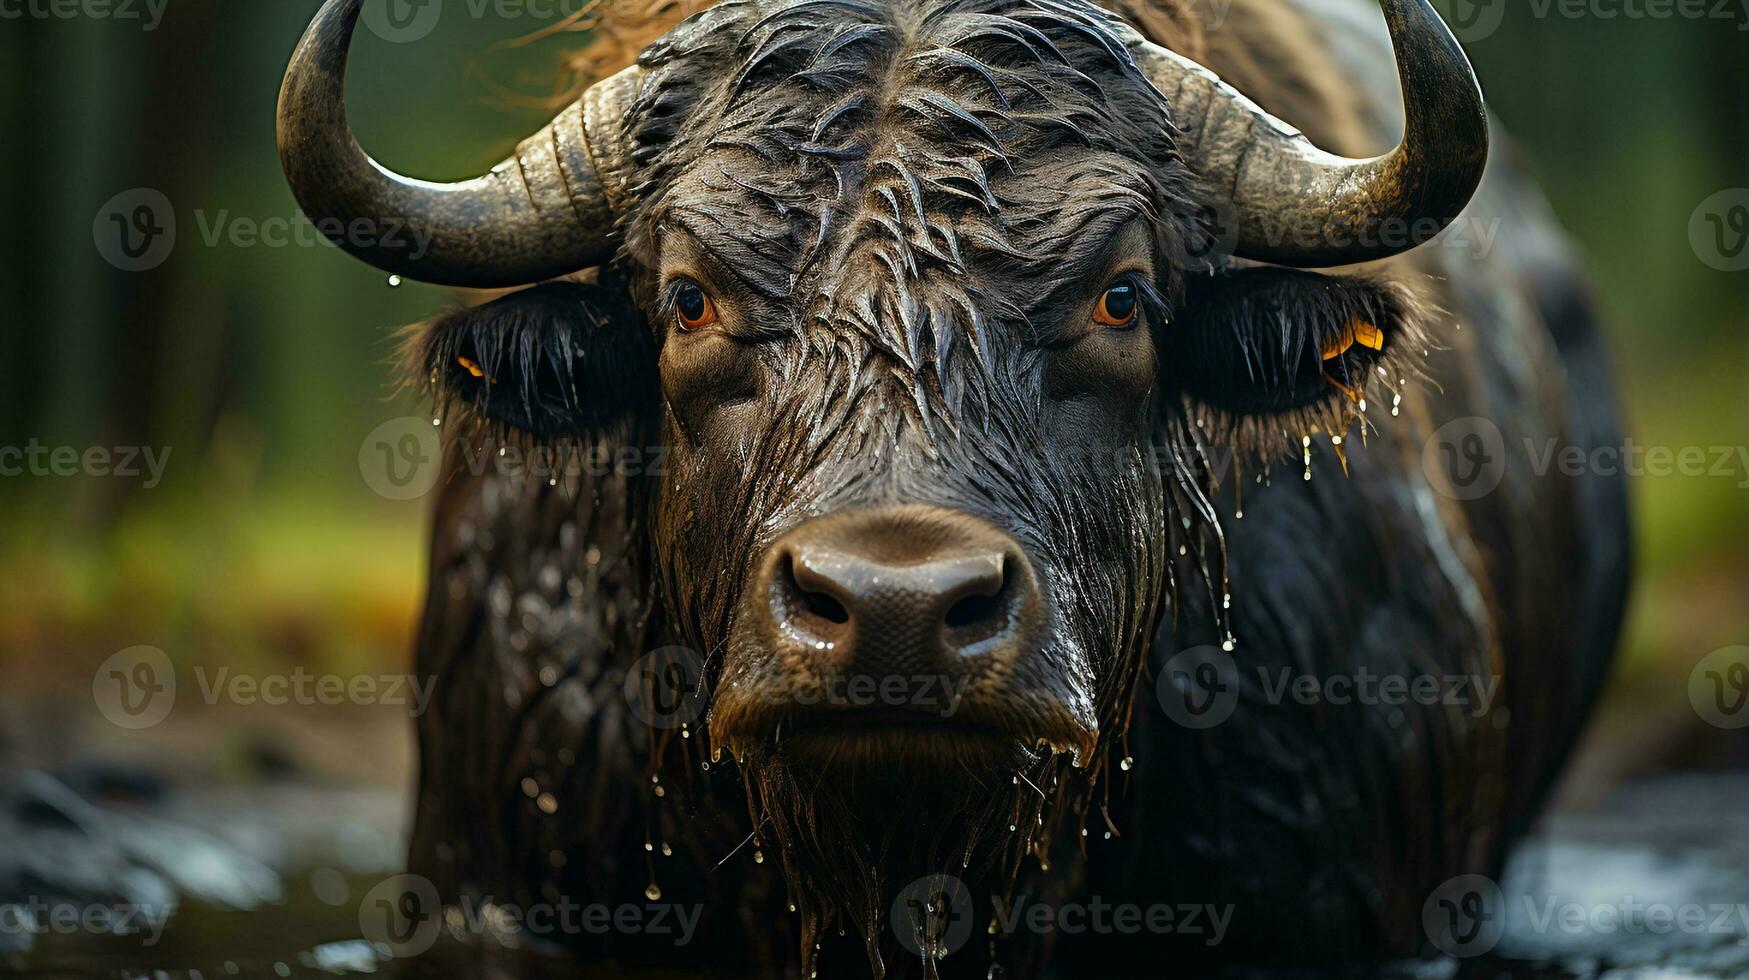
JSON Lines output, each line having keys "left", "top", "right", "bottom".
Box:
{"left": 645, "top": 883, "right": 662, "bottom": 901}
{"left": 1222, "top": 637, "right": 1236, "bottom": 652}
{"left": 431, "top": 417, "right": 442, "bottom": 427}
{"left": 644, "top": 842, "right": 654, "bottom": 852}
{"left": 388, "top": 274, "right": 402, "bottom": 287}
{"left": 661, "top": 842, "right": 672, "bottom": 856}
{"left": 788, "top": 903, "right": 797, "bottom": 913}
{"left": 1178, "top": 545, "right": 1188, "bottom": 556}
{"left": 1331, "top": 435, "right": 1343, "bottom": 446}
{"left": 1119, "top": 756, "right": 1133, "bottom": 771}
{"left": 753, "top": 849, "right": 765, "bottom": 864}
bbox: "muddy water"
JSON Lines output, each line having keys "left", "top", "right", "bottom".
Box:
{"left": 6, "top": 775, "right": 1747, "bottom": 978}
{"left": 2, "top": 690, "right": 1745, "bottom": 980}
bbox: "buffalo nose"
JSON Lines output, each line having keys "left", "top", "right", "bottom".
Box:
{"left": 757, "top": 506, "right": 1041, "bottom": 676}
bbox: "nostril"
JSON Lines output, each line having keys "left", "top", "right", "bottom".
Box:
{"left": 942, "top": 556, "right": 1015, "bottom": 649}
{"left": 778, "top": 553, "right": 851, "bottom": 628}
{"left": 801, "top": 587, "right": 851, "bottom": 625}
{"left": 945, "top": 559, "right": 1007, "bottom": 627}
{"left": 944, "top": 592, "right": 1001, "bottom": 629}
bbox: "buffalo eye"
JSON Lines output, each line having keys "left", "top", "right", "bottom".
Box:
{"left": 1093, "top": 279, "right": 1140, "bottom": 328}
{"left": 674, "top": 280, "right": 718, "bottom": 330}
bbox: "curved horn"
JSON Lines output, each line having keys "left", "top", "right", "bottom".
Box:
{"left": 277, "top": 0, "right": 641, "bottom": 288}
{"left": 1133, "top": 0, "right": 1488, "bottom": 267}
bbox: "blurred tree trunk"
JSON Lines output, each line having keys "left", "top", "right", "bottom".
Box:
{"left": 81, "top": 3, "right": 228, "bottom": 529}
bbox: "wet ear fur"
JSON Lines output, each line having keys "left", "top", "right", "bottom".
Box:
{"left": 405, "top": 271, "right": 659, "bottom": 444}
{"left": 1162, "top": 266, "right": 1432, "bottom": 454}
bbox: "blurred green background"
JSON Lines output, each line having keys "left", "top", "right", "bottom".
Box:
{"left": 0, "top": 0, "right": 1743, "bottom": 771}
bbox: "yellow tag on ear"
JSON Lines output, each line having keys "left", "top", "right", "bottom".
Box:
{"left": 1321, "top": 321, "right": 1356, "bottom": 361}
{"left": 457, "top": 356, "right": 490, "bottom": 381}
{"left": 1351, "top": 319, "right": 1384, "bottom": 351}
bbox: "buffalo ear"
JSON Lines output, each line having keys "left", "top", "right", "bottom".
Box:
{"left": 408, "top": 271, "right": 658, "bottom": 442}
{"left": 1163, "top": 267, "right": 1423, "bottom": 419}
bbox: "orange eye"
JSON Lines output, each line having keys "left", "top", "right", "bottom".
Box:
{"left": 1094, "top": 280, "right": 1140, "bottom": 327}
{"left": 675, "top": 281, "right": 718, "bottom": 330}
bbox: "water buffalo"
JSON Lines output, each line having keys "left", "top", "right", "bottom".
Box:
{"left": 278, "top": 0, "right": 1629, "bottom": 975}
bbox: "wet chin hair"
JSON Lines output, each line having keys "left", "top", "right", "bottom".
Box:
{"left": 744, "top": 746, "right": 1058, "bottom": 978}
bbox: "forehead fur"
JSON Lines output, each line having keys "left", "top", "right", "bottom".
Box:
{"left": 620, "top": 0, "right": 1196, "bottom": 357}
